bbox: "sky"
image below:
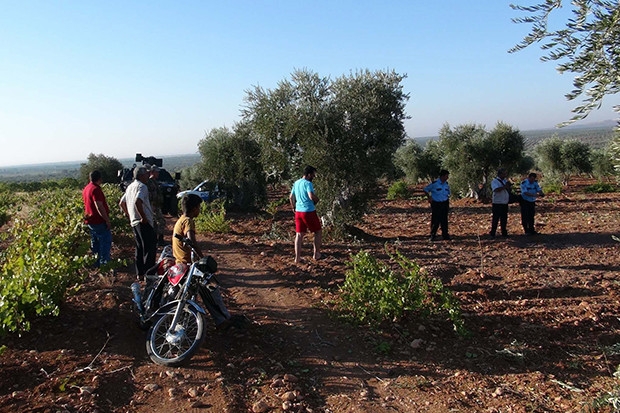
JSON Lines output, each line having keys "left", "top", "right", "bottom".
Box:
{"left": 1, "top": 1, "right": 618, "bottom": 167}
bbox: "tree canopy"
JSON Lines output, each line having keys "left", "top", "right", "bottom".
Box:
{"left": 509, "top": 0, "right": 620, "bottom": 124}
{"left": 79, "top": 153, "right": 123, "bottom": 184}
{"left": 242, "top": 68, "right": 409, "bottom": 226}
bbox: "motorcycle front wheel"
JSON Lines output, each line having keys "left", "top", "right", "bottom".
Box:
{"left": 146, "top": 305, "right": 205, "bottom": 366}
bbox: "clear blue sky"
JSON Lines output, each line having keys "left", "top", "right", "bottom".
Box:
{"left": 1, "top": 0, "right": 617, "bottom": 167}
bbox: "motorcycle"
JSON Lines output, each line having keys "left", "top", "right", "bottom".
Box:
{"left": 131, "top": 234, "right": 224, "bottom": 366}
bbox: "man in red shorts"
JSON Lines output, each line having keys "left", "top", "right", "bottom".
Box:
{"left": 289, "top": 165, "right": 322, "bottom": 263}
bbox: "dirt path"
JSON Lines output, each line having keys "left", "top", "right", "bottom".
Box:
{"left": 2, "top": 180, "right": 620, "bottom": 413}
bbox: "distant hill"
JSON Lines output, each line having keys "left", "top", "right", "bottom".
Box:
{"left": 0, "top": 153, "right": 201, "bottom": 183}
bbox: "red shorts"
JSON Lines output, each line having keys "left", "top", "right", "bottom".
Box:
{"left": 295, "top": 211, "right": 322, "bottom": 233}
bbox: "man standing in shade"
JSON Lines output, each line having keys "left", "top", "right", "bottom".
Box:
{"left": 489, "top": 168, "right": 511, "bottom": 238}
{"left": 146, "top": 165, "right": 166, "bottom": 246}
{"left": 82, "top": 170, "right": 112, "bottom": 269}
{"left": 520, "top": 172, "right": 544, "bottom": 235}
{"left": 290, "top": 165, "right": 322, "bottom": 263}
{"left": 120, "top": 166, "right": 157, "bottom": 280}
{"left": 424, "top": 169, "right": 451, "bottom": 241}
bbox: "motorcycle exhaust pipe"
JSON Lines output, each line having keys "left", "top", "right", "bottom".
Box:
{"left": 131, "top": 282, "right": 144, "bottom": 315}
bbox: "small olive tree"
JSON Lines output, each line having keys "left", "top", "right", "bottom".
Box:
{"left": 439, "top": 122, "right": 526, "bottom": 197}
{"left": 535, "top": 137, "right": 592, "bottom": 185}
{"left": 197, "top": 125, "right": 267, "bottom": 211}
{"left": 79, "top": 153, "right": 124, "bottom": 184}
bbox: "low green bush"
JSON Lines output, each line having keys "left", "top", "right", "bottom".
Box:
{"left": 195, "top": 199, "right": 231, "bottom": 234}
{"left": 387, "top": 181, "right": 409, "bottom": 200}
{"left": 337, "top": 249, "right": 467, "bottom": 336}
{"left": 584, "top": 182, "right": 617, "bottom": 193}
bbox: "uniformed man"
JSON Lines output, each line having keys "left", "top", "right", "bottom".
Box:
{"left": 424, "top": 169, "right": 451, "bottom": 241}
{"left": 519, "top": 172, "right": 544, "bottom": 235}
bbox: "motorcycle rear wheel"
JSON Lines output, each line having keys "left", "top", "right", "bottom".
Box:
{"left": 146, "top": 305, "right": 205, "bottom": 366}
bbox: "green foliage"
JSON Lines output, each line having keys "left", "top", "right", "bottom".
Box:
{"left": 337, "top": 250, "right": 467, "bottom": 336}
{"left": 195, "top": 199, "right": 231, "bottom": 234}
{"left": 386, "top": 181, "right": 409, "bottom": 200}
{"left": 79, "top": 153, "right": 124, "bottom": 185}
{"left": 0, "top": 187, "right": 17, "bottom": 228}
{"left": 584, "top": 182, "right": 617, "bottom": 193}
{"left": 243, "top": 68, "right": 409, "bottom": 229}
{"left": 100, "top": 183, "right": 132, "bottom": 236}
{"left": 541, "top": 181, "right": 563, "bottom": 195}
{"left": 266, "top": 196, "right": 289, "bottom": 217}
{"left": 439, "top": 122, "right": 526, "bottom": 197}
{"left": 394, "top": 139, "right": 443, "bottom": 183}
{"left": 0, "top": 188, "right": 91, "bottom": 336}
{"left": 591, "top": 147, "right": 616, "bottom": 180}
{"left": 198, "top": 126, "right": 267, "bottom": 211}
{"left": 535, "top": 137, "right": 593, "bottom": 185}
{"left": 610, "top": 130, "right": 620, "bottom": 178}
{"left": 510, "top": 1, "right": 620, "bottom": 124}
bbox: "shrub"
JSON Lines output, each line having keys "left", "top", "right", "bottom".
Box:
{"left": 195, "top": 199, "right": 231, "bottom": 234}
{"left": 0, "top": 189, "right": 91, "bottom": 336}
{"left": 386, "top": 181, "right": 409, "bottom": 200}
{"left": 584, "top": 182, "right": 617, "bottom": 193}
{"left": 337, "top": 249, "right": 467, "bottom": 335}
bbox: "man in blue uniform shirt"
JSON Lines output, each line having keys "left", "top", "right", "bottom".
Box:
{"left": 424, "top": 169, "right": 451, "bottom": 241}
{"left": 519, "top": 172, "right": 544, "bottom": 235}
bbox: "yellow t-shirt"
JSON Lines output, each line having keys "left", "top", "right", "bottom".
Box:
{"left": 172, "top": 215, "right": 195, "bottom": 264}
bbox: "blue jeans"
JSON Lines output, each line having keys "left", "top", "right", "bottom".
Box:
{"left": 88, "top": 223, "right": 112, "bottom": 268}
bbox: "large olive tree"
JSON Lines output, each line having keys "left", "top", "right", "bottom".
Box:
{"left": 242, "top": 69, "right": 409, "bottom": 227}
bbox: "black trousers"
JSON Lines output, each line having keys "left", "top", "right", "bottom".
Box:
{"left": 520, "top": 200, "right": 536, "bottom": 234}
{"left": 430, "top": 200, "right": 449, "bottom": 237}
{"left": 490, "top": 203, "right": 508, "bottom": 236}
{"left": 132, "top": 222, "right": 157, "bottom": 276}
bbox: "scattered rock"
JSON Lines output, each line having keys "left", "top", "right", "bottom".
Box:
{"left": 252, "top": 399, "right": 271, "bottom": 413}
{"left": 143, "top": 383, "right": 160, "bottom": 393}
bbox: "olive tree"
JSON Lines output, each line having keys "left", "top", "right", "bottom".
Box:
{"left": 510, "top": 1, "right": 620, "bottom": 124}
{"left": 197, "top": 125, "right": 266, "bottom": 211}
{"left": 395, "top": 139, "right": 443, "bottom": 184}
{"left": 242, "top": 69, "right": 409, "bottom": 228}
{"left": 79, "top": 153, "right": 124, "bottom": 184}
{"left": 534, "top": 137, "right": 592, "bottom": 185}
{"left": 439, "top": 122, "right": 526, "bottom": 198}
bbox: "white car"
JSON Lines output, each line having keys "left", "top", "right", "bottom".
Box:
{"left": 176, "top": 180, "right": 221, "bottom": 203}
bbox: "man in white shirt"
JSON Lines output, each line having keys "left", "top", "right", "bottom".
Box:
{"left": 489, "top": 168, "right": 511, "bottom": 238}
{"left": 120, "top": 166, "right": 156, "bottom": 280}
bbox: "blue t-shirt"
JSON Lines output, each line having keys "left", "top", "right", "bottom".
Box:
{"left": 291, "top": 178, "right": 316, "bottom": 212}
{"left": 424, "top": 179, "right": 450, "bottom": 202}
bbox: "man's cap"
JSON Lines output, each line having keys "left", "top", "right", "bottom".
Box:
{"left": 134, "top": 166, "right": 148, "bottom": 179}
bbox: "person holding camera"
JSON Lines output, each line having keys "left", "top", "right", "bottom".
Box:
{"left": 519, "top": 172, "right": 544, "bottom": 235}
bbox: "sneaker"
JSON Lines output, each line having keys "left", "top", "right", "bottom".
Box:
{"left": 442, "top": 235, "right": 452, "bottom": 241}
{"left": 429, "top": 235, "right": 437, "bottom": 242}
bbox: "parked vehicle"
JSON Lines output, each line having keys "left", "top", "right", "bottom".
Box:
{"left": 176, "top": 180, "right": 224, "bottom": 203}
{"left": 118, "top": 153, "right": 180, "bottom": 215}
{"left": 131, "top": 237, "right": 222, "bottom": 366}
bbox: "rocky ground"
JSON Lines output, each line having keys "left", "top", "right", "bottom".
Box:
{"left": 1, "top": 178, "right": 620, "bottom": 413}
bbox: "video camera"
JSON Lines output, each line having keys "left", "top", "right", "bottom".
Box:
{"left": 135, "top": 153, "right": 163, "bottom": 168}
